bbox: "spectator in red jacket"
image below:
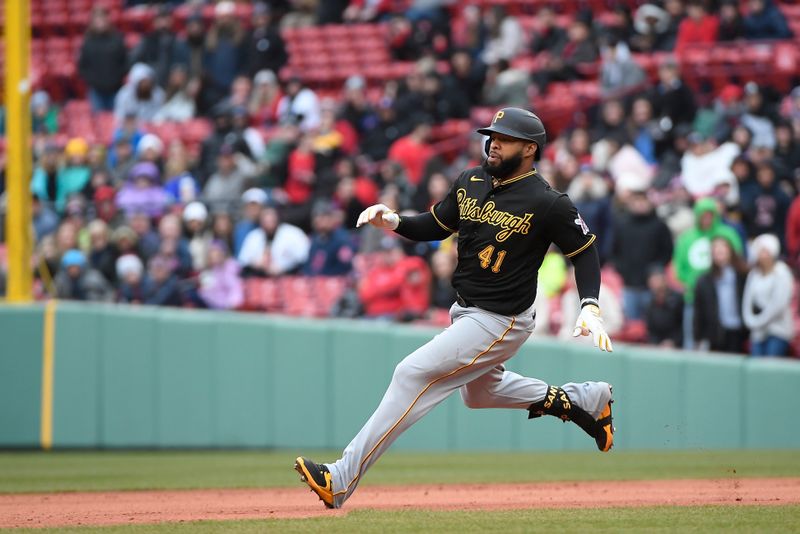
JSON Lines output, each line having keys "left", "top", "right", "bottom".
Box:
{"left": 675, "top": 0, "right": 719, "bottom": 52}
{"left": 284, "top": 134, "right": 316, "bottom": 206}
{"left": 387, "top": 119, "right": 434, "bottom": 186}
{"left": 785, "top": 193, "right": 800, "bottom": 272}
{"left": 249, "top": 70, "right": 283, "bottom": 126}
{"left": 358, "top": 236, "right": 431, "bottom": 320}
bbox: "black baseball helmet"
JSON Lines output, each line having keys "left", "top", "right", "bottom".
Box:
{"left": 477, "top": 107, "right": 547, "bottom": 161}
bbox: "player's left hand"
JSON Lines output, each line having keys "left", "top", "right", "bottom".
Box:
{"left": 572, "top": 305, "right": 614, "bottom": 352}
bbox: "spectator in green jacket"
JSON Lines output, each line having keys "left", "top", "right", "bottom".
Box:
{"left": 673, "top": 196, "right": 744, "bottom": 348}
{"left": 30, "top": 138, "right": 91, "bottom": 214}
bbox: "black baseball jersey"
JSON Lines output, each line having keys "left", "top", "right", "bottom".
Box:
{"left": 429, "top": 166, "right": 595, "bottom": 315}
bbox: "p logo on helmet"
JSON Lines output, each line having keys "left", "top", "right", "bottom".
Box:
{"left": 478, "top": 107, "right": 548, "bottom": 162}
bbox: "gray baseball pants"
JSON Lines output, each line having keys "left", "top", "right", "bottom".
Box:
{"left": 325, "top": 302, "right": 611, "bottom": 508}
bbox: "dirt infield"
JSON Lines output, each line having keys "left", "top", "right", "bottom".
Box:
{"left": 2, "top": 478, "right": 799, "bottom": 528}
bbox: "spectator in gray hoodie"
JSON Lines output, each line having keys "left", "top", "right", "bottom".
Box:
{"left": 114, "top": 63, "right": 165, "bottom": 124}
{"left": 202, "top": 145, "right": 250, "bottom": 215}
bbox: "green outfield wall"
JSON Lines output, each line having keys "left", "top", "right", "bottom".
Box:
{"left": 1, "top": 301, "right": 799, "bottom": 450}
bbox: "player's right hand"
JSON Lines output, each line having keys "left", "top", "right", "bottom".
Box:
{"left": 356, "top": 204, "right": 400, "bottom": 230}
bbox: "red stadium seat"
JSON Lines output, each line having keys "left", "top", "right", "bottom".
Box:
{"left": 182, "top": 118, "right": 213, "bottom": 144}
{"left": 281, "top": 276, "right": 318, "bottom": 316}
{"left": 69, "top": 12, "right": 91, "bottom": 35}
{"left": 94, "top": 112, "right": 116, "bottom": 144}
{"left": 243, "top": 278, "right": 283, "bottom": 312}
{"left": 121, "top": 5, "right": 156, "bottom": 33}
{"left": 312, "top": 276, "right": 348, "bottom": 315}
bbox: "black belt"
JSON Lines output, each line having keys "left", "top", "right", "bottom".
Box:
{"left": 456, "top": 293, "right": 474, "bottom": 308}
{"left": 456, "top": 294, "right": 537, "bottom": 318}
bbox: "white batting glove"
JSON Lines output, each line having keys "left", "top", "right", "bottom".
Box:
{"left": 356, "top": 203, "right": 400, "bottom": 230}
{"left": 572, "top": 304, "right": 614, "bottom": 352}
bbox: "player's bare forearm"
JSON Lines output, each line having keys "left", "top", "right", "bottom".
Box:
{"left": 570, "top": 243, "right": 601, "bottom": 308}
{"left": 395, "top": 212, "right": 453, "bottom": 242}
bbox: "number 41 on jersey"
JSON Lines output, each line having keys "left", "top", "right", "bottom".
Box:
{"left": 478, "top": 245, "right": 506, "bottom": 273}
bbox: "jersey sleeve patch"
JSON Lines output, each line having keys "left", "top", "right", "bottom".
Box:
{"left": 574, "top": 214, "right": 590, "bottom": 235}
{"left": 544, "top": 194, "right": 597, "bottom": 259}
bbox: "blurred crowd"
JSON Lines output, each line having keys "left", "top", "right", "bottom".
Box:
{"left": 0, "top": 0, "right": 799, "bottom": 358}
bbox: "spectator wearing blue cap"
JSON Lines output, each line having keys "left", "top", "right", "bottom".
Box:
{"left": 108, "top": 130, "right": 142, "bottom": 186}
{"left": 55, "top": 249, "right": 114, "bottom": 302}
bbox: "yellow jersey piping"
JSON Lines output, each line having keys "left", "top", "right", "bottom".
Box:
{"left": 430, "top": 207, "right": 456, "bottom": 234}
{"left": 564, "top": 234, "right": 596, "bottom": 258}
{"left": 494, "top": 169, "right": 536, "bottom": 187}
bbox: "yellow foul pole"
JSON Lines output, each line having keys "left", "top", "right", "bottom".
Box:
{"left": 4, "top": 0, "right": 33, "bottom": 301}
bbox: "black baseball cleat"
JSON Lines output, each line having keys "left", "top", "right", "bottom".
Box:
{"left": 294, "top": 456, "right": 335, "bottom": 509}
{"left": 527, "top": 382, "right": 615, "bottom": 452}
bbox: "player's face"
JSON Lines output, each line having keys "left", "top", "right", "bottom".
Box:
{"left": 482, "top": 133, "right": 531, "bottom": 179}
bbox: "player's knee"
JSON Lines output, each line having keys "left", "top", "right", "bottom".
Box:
{"left": 460, "top": 386, "right": 487, "bottom": 409}
{"left": 392, "top": 358, "right": 423, "bottom": 384}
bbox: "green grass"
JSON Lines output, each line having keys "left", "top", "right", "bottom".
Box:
{"left": 7, "top": 506, "right": 800, "bottom": 533}
{"left": 1, "top": 450, "right": 799, "bottom": 494}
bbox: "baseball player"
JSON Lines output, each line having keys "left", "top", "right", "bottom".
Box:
{"left": 295, "top": 107, "right": 615, "bottom": 509}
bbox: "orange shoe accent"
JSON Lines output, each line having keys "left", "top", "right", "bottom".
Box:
{"left": 294, "top": 457, "right": 334, "bottom": 509}
{"left": 597, "top": 401, "right": 614, "bottom": 452}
